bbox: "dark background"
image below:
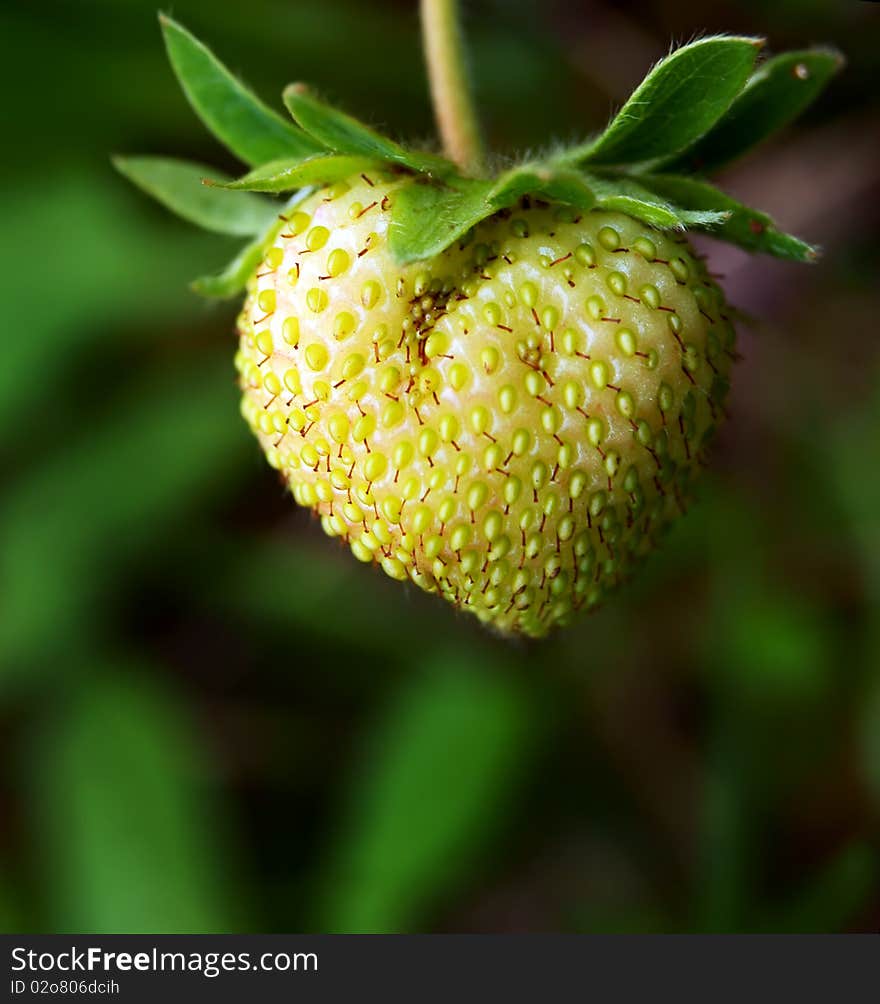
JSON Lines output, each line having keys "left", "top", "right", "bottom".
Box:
{"left": 1, "top": 0, "right": 878, "bottom": 933}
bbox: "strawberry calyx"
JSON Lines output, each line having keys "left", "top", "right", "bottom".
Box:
{"left": 114, "top": 15, "right": 843, "bottom": 296}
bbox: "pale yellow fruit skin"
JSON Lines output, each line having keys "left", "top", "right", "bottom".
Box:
{"left": 236, "top": 172, "right": 734, "bottom": 637}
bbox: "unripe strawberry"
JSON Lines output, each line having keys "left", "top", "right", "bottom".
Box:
{"left": 236, "top": 173, "right": 733, "bottom": 637}
{"left": 122, "top": 18, "right": 832, "bottom": 636}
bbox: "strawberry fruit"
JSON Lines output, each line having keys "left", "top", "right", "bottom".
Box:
{"left": 116, "top": 10, "right": 842, "bottom": 636}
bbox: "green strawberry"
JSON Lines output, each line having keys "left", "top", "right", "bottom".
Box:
{"left": 116, "top": 14, "right": 841, "bottom": 636}
{"left": 236, "top": 173, "right": 731, "bottom": 636}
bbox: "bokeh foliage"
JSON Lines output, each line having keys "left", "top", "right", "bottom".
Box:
{"left": 0, "top": 0, "right": 878, "bottom": 933}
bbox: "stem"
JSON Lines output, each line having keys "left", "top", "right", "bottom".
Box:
{"left": 420, "top": 0, "right": 485, "bottom": 175}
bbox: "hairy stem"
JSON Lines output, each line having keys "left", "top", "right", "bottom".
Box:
{"left": 420, "top": 0, "right": 485, "bottom": 174}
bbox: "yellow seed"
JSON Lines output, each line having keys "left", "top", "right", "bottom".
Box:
{"left": 525, "top": 369, "right": 545, "bottom": 396}
{"left": 598, "top": 226, "right": 619, "bottom": 250}
{"left": 606, "top": 271, "right": 627, "bottom": 296}
{"left": 353, "top": 414, "right": 375, "bottom": 441}
{"left": 288, "top": 212, "right": 311, "bottom": 235}
{"left": 341, "top": 353, "right": 365, "bottom": 380}
{"left": 381, "top": 556, "right": 408, "bottom": 581}
{"left": 448, "top": 362, "right": 470, "bottom": 391}
{"left": 330, "top": 468, "right": 349, "bottom": 490}
{"left": 364, "top": 453, "right": 388, "bottom": 482}
{"left": 481, "top": 346, "right": 500, "bottom": 373}
{"left": 326, "top": 248, "right": 350, "bottom": 277}
{"left": 328, "top": 413, "right": 350, "bottom": 442}
{"left": 411, "top": 505, "right": 433, "bottom": 534}
{"left": 519, "top": 281, "right": 538, "bottom": 308}
{"left": 616, "top": 328, "right": 636, "bottom": 356}
{"left": 305, "top": 343, "right": 328, "bottom": 371}
{"left": 379, "top": 498, "right": 400, "bottom": 525}
{"left": 483, "top": 302, "right": 502, "bottom": 325}
{"left": 541, "top": 305, "right": 559, "bottom": 330}
{"left": 361, "top": 280, "right": 382, "bottom": 308}
{"left": 419, "top": 427, "right": 439, "bottom": 456}
{"left": 424, "top": 535, "right": 444, "bottom": 559}
{"left": 483, "top": 511, "right": 503, "bottom": 541}
{"left": 306, "top": 226, "right": 329, "bottom": 251}
{"left": 616, "top": 391, "right": 635, "bottom": 417}
{"left": 351, "top": 540, "right": 373, "bottom": 562}
{"left": 382, "top": 401, "right": 404, "bottom": 427}
{"left": 467, "top": 481, "right": 488, "bottom": 511}
{"left": 587, "top": 417, "right": 605, "bottom": 445}
{"left": 541, "top": 406, "right": 561, "bottom": 434}
{"left": 570, "top": 470, "right": 588, "bottom": 499}
{"left": 343, "top": 502, "right": 364, "bottom": 523}
{"left": 590, "top": 361, "right": 609, "bottom": 388}
{"left": 470, "top": 406, "right": 491, "bottom": 435}
{"left": 424, "top": 332, "right": 448, "bottom": 358}
{"left": 439, "top": 414, "right": 459, "bottom": 442}
{"left": 450, "top": 524, "right": 472, "bottom": 551}
{"left": 419, "top": 367, "right": 441, "bottom": 395}
{"left": 255, "top": 330, "right": 273, "bottom": 356}
{"left": 393, "top": 441, "right": 414, "bottom": 469}
{"left": 512, "top": 429, "right": 531, "bottom": 456}
{"left": 561, "top": 328, "right": 578, "bottom": 354}
{"left": 282, "top": 316, "right": 300, "bottom": 346}
{"left": 483, "top": 444, "right": 502, "bottom": 470}
{"left": 257, "top": 289, "right": 276, "bottom": 314}
{"left": 438, "top": 497, "right": 457, "bottom": 523}
{"left": 372, "top": 519, "right": 392, "bottom": 546}
{"left": 531, "top": 461, "right": 548, "bottom": 490}
{"left": 640, "top": 284, "right": 661, "bottom": 309}
{"left": 558, "top": 442, "right": 574, "bottom": 468}
{"left": 562, "top": 381, "right": 582, "bottom": 410}
{"left": 306, "top": 287, "right": 328, "bottom": 313}
{"left": 347, "top": 379, "right": 368, "bottom": 402}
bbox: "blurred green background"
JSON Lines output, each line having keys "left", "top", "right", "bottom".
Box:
{"left": 1, "top": 0, "right": 878, "bottom": 934}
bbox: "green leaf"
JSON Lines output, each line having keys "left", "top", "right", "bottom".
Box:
{"left": 584, "top": 173, "right": 728, "bottom": 230}
{"left": 565, "top": 36, "right": 763, "bottom": 166}
{"left": 638, "top": 174, "right": 817, "bottom": 260}
{"left": 283, "top": 84, "right": 453, "bottom": 176}
{"left": 213, "top": 154, "right": 381, "bottom": 193}
{"left": 389, "top": 166, "right": 599, "bottom": 264}
{"left": 489, "top": 164, "right": 596, "bottom": 211}
{"left": 160, "top": 14, "right": 325, "bottom": 166}
{"left": 660, "top": 48, "right": 845, "bottom": 174}
{"left": 33, "top": 669, "right": 240, "bottom": 932}
{"left": 320, "top": 656, "right": 536, "bottom": 932}
{"left": 388, "top": 177, "right": 493, "bottom": 264}
{"left": 112, "top": 155, "right": 277, "bottom": 235}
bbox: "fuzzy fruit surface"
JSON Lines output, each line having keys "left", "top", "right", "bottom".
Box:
{"left": 236, "top": 172, "right": 734, "bottom": 637}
